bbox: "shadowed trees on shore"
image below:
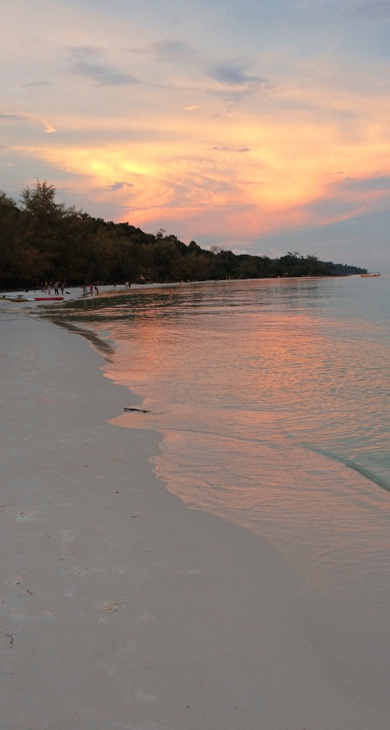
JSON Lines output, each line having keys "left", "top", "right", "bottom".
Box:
{"left": 0, "top": 182, "right": 367, "bottom": 289}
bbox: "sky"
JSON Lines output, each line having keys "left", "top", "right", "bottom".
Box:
{"left": 2, "top": 0, "right": 390, "bottom": 270}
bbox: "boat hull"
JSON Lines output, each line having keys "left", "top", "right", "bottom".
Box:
{"left": 2, "top": 294, "right": 64, "bottom": 302}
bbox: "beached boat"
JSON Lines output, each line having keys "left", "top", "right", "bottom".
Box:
{"left": 5, "top": 296, "right": 33, "bottom": 302}
{"left": 1, "top": 293, "right": 64, "bottom": 302}
{"left": 32, "top": 296, "right": 64, "bottom": 301}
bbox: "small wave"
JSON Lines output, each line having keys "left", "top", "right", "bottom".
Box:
{"left": 308, "top": 445, "right": 390, "bottom": 494}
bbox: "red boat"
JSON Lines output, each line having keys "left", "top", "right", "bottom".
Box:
{"left": 33, "top": 296, "right": 64, "bottom": 301}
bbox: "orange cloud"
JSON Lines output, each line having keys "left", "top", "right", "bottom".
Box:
{"left": 16, "top": 78, "right": 390, "bottom": 244}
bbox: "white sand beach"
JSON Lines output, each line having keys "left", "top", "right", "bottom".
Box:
{"left": 1, "top": 310, "right": 390, "bottom": 730}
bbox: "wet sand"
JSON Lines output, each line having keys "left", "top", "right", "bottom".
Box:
{"left": 1, "top": 310, "right": 390, "bottom": 730}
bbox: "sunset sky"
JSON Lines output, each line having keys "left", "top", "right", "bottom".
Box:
{"left": 2, "top": 0, "right": 390, "bottom": 269}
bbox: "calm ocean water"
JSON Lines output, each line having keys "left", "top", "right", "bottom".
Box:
{"left": 47, "top": 276, "right": 390, "bottom": 610}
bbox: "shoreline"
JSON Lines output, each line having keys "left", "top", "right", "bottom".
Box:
{"left": 2, "top": 311, "right": 390, "bottom": 729}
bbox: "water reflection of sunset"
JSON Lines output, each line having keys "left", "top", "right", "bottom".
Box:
{"left": 43, "top": 278, "right": 390, "bottom": 609}
{"left": 76, "top": 279, "right": 390, "bottom": 615}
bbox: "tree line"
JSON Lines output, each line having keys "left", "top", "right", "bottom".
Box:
{"left": 0, "top": 181, "right": 366, "bottom": 289}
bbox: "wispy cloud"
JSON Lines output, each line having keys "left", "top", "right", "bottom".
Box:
{"left": 339, "top": 174, "right": 390, "bottom": 192}
{"left": 208, "top": 62, "right": 268, "bottom": 88}
{"left": 44, "top": 121, "right": 56, "bottom": 134}
{"left": 0, "top": 113, "right": 25, "bottom": 122}
{"left": 212, "top": 145, "right": 250, "bottom": 153}
{"left": 0, "top": 112, "right": 56, "bottom": 135}
{"left": 347, "top": 0, "right": 390, "bottom": 19}
{"left": 128, "top": 38, "right": 194, "bottom": 62}
{"left": 151, "top": 39, "right": 194, "bottom": 62}
{"left": 94, "top": 181, "right": 134, "bottom": 193}
{"left": 69, "top": 61, "right": 138, "bottom": 86}
{"left": 22, "top": 81, "right": 54, "bottom": 89}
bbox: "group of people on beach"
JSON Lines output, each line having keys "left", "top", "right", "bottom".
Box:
{"left": 82, "top": 283, "right": 99, "bottom": 296}
{"left": 42, "top": 281, "right": 101, "bottom": 297}
{"left": 44, "top": 281, "right": 65, "bottom": 295}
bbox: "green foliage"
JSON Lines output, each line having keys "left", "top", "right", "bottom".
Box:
{"left": 0, "top": 181, "right": 367, "bottom": 289}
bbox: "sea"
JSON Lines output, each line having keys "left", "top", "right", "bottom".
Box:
{"left": 44, "top": 275, "right": 390, "bottom": 694}
{"left": 44, "top": 276, "right": 390, "bottom": 591}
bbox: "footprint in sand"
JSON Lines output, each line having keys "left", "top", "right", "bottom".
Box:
{"left": 72, "top": 566, "right": 107, "bottom": 577}
{"left": 100, "top": 601, "right": 121, "bottom": 613}
{"left": 134, "top": 690, "right": 157, "bottom": 704}
{"left": 16, "top": 509, "right": 42, "bottom": 522}
{"left": 58, "top": 529, "right": 76, "bottom": 543}
{"left": 138, "top": 610, "right": 154, "bottom": 624}
{"left": 3, "top": 573, "right": 23, "bottom": 587}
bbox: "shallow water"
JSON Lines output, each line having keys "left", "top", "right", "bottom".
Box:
{"left": 45, "top": 276, "right": 390, "bottom": 608}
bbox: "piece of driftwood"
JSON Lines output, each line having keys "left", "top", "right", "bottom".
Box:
{"left": 124, "top": 407, "right": 149, "bottom": 413}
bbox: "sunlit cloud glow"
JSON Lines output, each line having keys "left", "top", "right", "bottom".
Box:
{"left": 2, "top": 0, "right": 390, "bottom": 268}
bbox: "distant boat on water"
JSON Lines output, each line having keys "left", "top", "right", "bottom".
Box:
{"left": 360, "top": 273, "right": 380, "bottom": 277}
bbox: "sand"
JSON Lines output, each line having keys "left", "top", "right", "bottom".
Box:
{"left": 1, "top": 309, "right": 390, "bottom": 730}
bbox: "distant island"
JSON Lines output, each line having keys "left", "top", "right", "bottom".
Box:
{"left": 0, "top": 181, "right": 367, "bottom": 289}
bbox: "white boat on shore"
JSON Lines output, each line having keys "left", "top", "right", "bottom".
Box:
{"left": 1, "top": 292, "right": 64, "bottom": 302}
